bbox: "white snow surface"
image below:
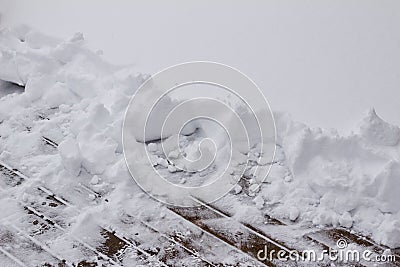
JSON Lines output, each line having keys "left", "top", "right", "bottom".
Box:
{"left": 0, "top": 27, "right": 399, "bottom": 252}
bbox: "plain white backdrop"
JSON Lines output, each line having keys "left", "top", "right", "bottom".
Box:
{"left": 1, "top": 0, "right": 400, "bottom": 132}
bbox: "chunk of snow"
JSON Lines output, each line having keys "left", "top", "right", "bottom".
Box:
{"left": 90, "top": 175, "right": 100, "bottom": 185}
{"left": 232, "top": 184, "right": 242, "bottom": 194}
{"left": 147, "top": 143, "right": 158, "bottom": 152}
{"left": 167, "top": 165, "right": 177, "bottom": 173}
{"left": 289, "top": 207, "right": 300, "bottom": 221}
{"left": 156, "top": 157, "right": 169, "bottom": 168}
{"left": 58, "top": 138, "right": 82, "bottom": 176}
{"left": 254, "top": 196, "right": 264, "bottom": 209}
{"left": 339, "top": 212, "right": 353, "bottom": 228}
{"left": 77, "top": 124, "right": 118, "bottom": 174}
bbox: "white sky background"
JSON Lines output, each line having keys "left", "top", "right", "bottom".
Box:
{"left": 1, "top": 0, "right": 399, "bottom": 133}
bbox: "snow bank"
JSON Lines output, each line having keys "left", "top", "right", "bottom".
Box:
{"left": 0, "top": 26, "right": 146, "bottom": 173}
{"left": 0, "top": 27, "right": 399, "bottom": 248}
{"left": 262, "top": 111, "right": 400, "bottom": 247}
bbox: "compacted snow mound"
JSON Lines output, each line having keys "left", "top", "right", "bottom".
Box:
{"left": 359, "top": 108, "right": 400, "bottom": 146}
{"left": 0, "top": 27, "right": 399, "bottom": 249}
{"left": 0, "top": 27, "right": 146, "bottom": 167}
{"left": 265, "top": 112, "right": 400, "bottom": 247}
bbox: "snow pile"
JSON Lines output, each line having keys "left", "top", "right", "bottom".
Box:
{"left": 0, "top": 27, "right": 399, "bottom": 249}
{"left": 261, "top": 111, "right": 400, "bottom": 247}
{"left": 0, "top": 26, "right": 146, "bottom": 177}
